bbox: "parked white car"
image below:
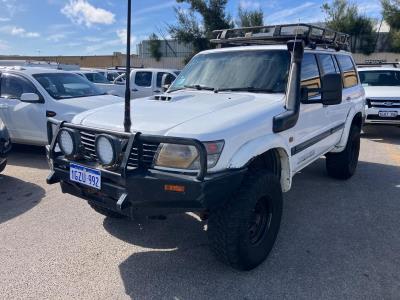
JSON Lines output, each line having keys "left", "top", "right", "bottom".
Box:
{"left": 113, "top": 68, "right": 180, "bottom": 98}
{"left": 82, "top": 68, "right": 125, "bottom": 84}
{"left": 47, "top": 24, "right": 365, "bottom": 270}
{"left": 0, "top": 67, "right": 123, "bottom": 146}
{"left": 358, "top": 67, "right": 400, "bottom": 125}
{"left": 74, "top": 70, "right": 125, "bottom": 98}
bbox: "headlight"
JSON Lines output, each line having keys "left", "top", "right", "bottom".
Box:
{"left": 154, "top": 140, "right": 224, "bottom": 170}
{"left": 58, "top": 129, "right": 80, "bottom": 157}
{"left": 95, "top": 134, "right": 120, "bottom": 166}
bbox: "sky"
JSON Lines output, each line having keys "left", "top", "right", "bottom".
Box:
{"left": 0, "top": 0, "right": 382, "bottom": 56}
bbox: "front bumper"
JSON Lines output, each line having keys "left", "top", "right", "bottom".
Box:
{"left": 365, "top": 107, "right": 400, "bottom": 125}
{"left": 46, "top": 119, "right": 246, "bottom": 217}
{"left": 48, "top": 158, "right": 246, "bottom": 217}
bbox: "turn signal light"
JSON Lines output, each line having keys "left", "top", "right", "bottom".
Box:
{"left": 164, "top": 184, "right": 185, "bottom": 193}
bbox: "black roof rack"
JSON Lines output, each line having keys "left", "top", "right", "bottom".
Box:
{"left": 211, "top": 23, "right": 350, "bottom": 51}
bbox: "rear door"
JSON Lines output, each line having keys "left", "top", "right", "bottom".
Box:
{"left": 0, "top": 73, "right": 47, "bottom": 144}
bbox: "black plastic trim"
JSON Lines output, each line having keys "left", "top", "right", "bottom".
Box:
{"left": 291, "top": 123, "right": 345, "bottom": 155}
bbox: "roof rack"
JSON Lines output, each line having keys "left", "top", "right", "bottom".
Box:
{"left": 211, "top": 23, "right": 350, "bottom": 51}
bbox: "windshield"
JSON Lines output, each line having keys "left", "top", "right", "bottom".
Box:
{"left": 359, "top": 70, "right": 400, "bottom": 86}
{"left": 169, "top": 50, "right": 290, "bottom": 93}
{"left": 33, "top": 73, "right": 105, "bottom": 99}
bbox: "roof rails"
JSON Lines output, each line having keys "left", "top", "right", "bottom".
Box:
{"left": 211, "top": 23, "right": 350, "bottom": 51}
{"left": 357, "top": 60, "right": 399, "bottom": 68}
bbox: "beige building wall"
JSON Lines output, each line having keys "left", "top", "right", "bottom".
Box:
{"left": 0, "top": 53, "right": 186, "bottom": 69}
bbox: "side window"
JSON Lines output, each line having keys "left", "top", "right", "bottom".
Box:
{"left": 156, "top": 72, "right": 176, "bottom": 88}
{"left": 336, "top": 55, "right": 358, "bottom": 88}
{"left": 318, "top": 54, "right": 338, "bottom": 75}
{"left": 0, "top": 74, "right": 37, "bottom": 100}
{"left": 135, "top": 72, "right": 152, "bottom": 87}
{"left": 301, "top": 53, "right": 321, "bottom": 98}
{"left": 84, "top": 73, "right": 94, "bottom": 82}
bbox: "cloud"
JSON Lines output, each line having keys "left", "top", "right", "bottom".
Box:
{"left": 46, "top": 33, "right": 67, "bottom": 42}
{"left": 61, "top": 0, "right": 115, "bottom": 27}
{"left": 267, "top": 2, "right": 321, "bottom": 24}
{"left": 135, "top": 1, "right": 176, "bottom": 16}
{"left": 0, "top": 25, "right": 40, "bottom": 38}
{"left": 239, "top": 1, "right": 261, "bottom": 10}
{"left": 85, "top": 29, "right": 137, "bottom": 54}
{"left": 0, "top": 0, "right": 24, "bottom": 17}
{"left": 0, "top": 17, "right": 10, "bottom": 22}
{"left": 0, "top": 39, "right": 10, "bottom": 51}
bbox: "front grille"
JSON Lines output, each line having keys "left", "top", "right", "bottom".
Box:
{"left": 76, "top": 130, "right": 159, "bottom": 169}
{"left": 368, "top": 98, "right": 400, "bottom": 108}
{"left": 128, "top": 142, "right": 159, "bottom": 169}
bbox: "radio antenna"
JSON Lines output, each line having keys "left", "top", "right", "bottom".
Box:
{"left": 124, "top": 0, "right": 132, "bottom": 133}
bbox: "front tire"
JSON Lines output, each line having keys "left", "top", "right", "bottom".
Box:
{"left": 88, "top": 202, "right": 125, "bottom": 219}
{"left": 207, "top": 170, "right": 283, "bottom": 271}
{"left": 326, "top": 124, "right": 360, "bottom": 180}
{"left": 0, "top": 159, "right": 6, "bottom": 173}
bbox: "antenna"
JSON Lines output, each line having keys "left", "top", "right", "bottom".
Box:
{"left": 124, "top": 0, "right": 132, "bottom": 133}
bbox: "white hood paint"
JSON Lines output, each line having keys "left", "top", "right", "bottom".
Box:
{"left": 363, "top": 86, "right": 400, "bottom": 98}
{"left": 72, "top": 91, "right": 286, "bottom": 138}
{"left": 57, "top": 94, "right": 123, "bottom": 110}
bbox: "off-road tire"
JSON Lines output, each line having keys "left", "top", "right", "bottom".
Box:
{"left": 88, "top": 202, "right": 125, "bottom": 218}
{"left": 207, "top": 170, "right": 283, "bottom": 271}
{"left": 0, "top": 160, "right": 6, "bottom": 173}
{"left": 326, "top": 124, "right": 360, "bottom": 180}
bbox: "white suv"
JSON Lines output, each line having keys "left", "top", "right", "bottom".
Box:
{"left": 46, "top": 24, "right": 365, "bottom": 270}
{"left": 358, "top": 67, "right": 400, "bottom": 125}
{"left": 0, "top": 67, "right": 123, "bottom": 146}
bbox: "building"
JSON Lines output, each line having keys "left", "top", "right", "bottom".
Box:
{"left": 137, "top": 39, "right": 193, "bottom": 59}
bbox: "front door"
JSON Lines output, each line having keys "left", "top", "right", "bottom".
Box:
{"left": 132, "top": 71, "right": 154, "bottom": 98}
{"left": 0, "top": 73, "right": 47, "bottom": 145}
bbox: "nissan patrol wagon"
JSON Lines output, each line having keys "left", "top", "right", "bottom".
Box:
{"left": 46, "top": 24, "right": 365, "bottom": 270}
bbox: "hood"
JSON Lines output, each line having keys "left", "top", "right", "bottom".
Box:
{"left": 57, "top": 94, "right": 123, "bottom": 110}
{"left": 72, "top": 91, "right": 285, "bottom": 136}
{"left": 363, "top": 86, "right": 400, "bottom": 98}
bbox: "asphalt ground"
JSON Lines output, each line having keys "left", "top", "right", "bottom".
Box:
{"left": 0, "top": 125, "right": 399, "bottom": 299}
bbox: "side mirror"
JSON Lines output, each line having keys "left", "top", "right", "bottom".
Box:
{"left": 301, "top": 73, "right": 342, "bottom": 106}
{"left": 20, "top": 93, "right": 40, "bottom": 103}
{"left": 321, "top": 73, "right": 342, "bottom": 105}
{"left": 161, "top": 73, "right": 175, "bottom": 92}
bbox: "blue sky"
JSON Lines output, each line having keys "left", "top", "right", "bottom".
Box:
{"left": 0, "top": 0, "right": 382, "bottom": 56}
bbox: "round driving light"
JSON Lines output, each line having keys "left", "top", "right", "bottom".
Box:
{"left": 95, "top": 135, "right": 119, "bottom": 166}
{"left": 58, "top": 129, "right": 79, "bottom": 157}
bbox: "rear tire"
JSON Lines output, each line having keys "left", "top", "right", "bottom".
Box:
{"left": 88, "top": 202, "right": 125, "bottom": 218}
{"left": 207, "top": 170, "right": 283, "bottom": 271}
{"left": 326, "top": 124, "right": 360, "bottom": 180}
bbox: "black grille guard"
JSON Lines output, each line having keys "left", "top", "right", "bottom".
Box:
{"left": 47, "top": 118, "right": 208, "bottom": 181}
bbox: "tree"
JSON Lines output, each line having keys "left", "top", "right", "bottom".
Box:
{"left": 322, "top": 0, "right": 376, "bottom": 54}
{"left": 169, "top": 0, "right": 234, "bottom": 59}
{"left": 149, "top": 33, "right": 162, "bottom": 61}
{"left": 236, "top": 6, "right": 264, "bottom": 28}
{"left": 381, "top": 0, "right": 400, "bottom": 51}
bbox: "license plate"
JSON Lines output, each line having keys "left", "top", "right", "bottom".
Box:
{"left": 70, "top": 163, "right": 101, "bottom": 190}
{"left": 378, "top": 111, "right": 398, "bottom": 118}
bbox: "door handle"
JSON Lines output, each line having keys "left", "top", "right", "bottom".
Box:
{"left": 46, "top": 111, "right": 57, "bottom": 117}
{"left": 346, "top": 97, "right": 352, "bottom": 101}
{"left": 131, "top": 88, "right": 138, "bottom": 92}
{"left": 154, "top": 90, "right": 161, "bottom": 93}
{"left": 0, "top": 103, "right": 9, "bottom": 109}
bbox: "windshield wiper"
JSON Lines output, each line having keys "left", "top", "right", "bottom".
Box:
{"left": 184, "top": 84, "right": 215, "bottom": 91}
{"left": 214, "top": 87, "right": 277, "bottom": 93}
{"left": 168, "top": 84, "right": 215, "bottom": 93}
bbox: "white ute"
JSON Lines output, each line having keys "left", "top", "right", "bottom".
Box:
{"left": 47, "top": 24, "right": 365, "bottom": 270}
{"left": 358, "top": 66, "right": 400, "bottom": 125}
{"left": 0, "top": 67, "right": 123, "bottom": 145}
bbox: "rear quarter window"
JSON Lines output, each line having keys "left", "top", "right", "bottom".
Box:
{"left": 336, "top": 55, "right": 358, "bottom": 88}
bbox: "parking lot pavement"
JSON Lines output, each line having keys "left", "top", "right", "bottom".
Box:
{"left": 0, "top": 126, "right": 399, "bottom": 300}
